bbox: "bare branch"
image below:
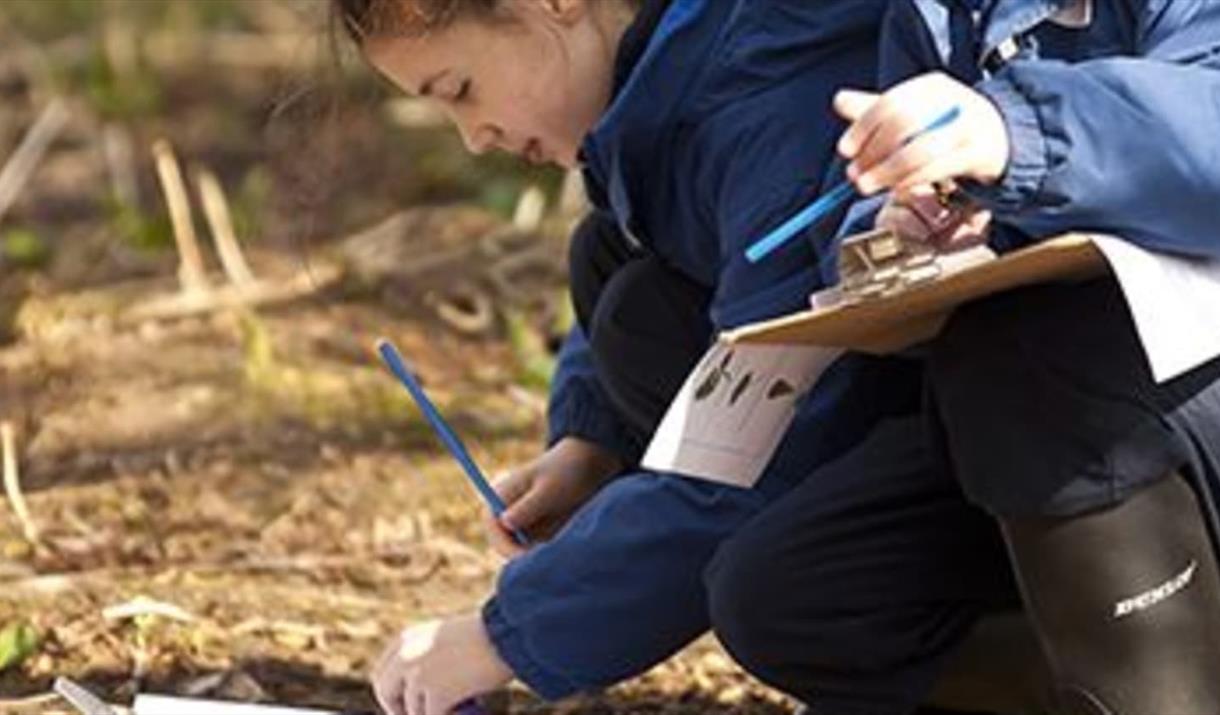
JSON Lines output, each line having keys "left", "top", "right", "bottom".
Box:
{"left": 151, "top": 139, "right": 210, "bottom": 294}
{"left": 195, "top": 166, "right": 257, "bottom": 288}
{"left": 2, "top": 420, "right": 40, "bottom": 545}
{"left": 0, "top": 98, "right": 69, "bottom": 227}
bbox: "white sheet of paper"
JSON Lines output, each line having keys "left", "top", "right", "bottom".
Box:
{"left": 1089, "top": 235, "right": 1220, "bottom": 383}
{"left": 134, "top": 695, "right": 346, "bottom": 715}
{"left": 643, "top": 340, "right": 842, "bottom": 488}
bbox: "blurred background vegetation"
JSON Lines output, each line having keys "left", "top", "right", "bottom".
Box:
{"left": 0, "top": 0, "right": 562, "bottom": 286}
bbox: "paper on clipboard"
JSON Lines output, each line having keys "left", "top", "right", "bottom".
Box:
{"left": 725, "top": 232, "right": 1220, "bottom": 385}
{"left": 1088, "top": 235, "right": 1220, "bottom": 383}
{"left": 642, "top": 341, "right": 841, "bottom": 487}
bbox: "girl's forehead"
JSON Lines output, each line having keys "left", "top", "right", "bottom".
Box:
{"left": 366, "top": 26, "right": 466, "bottom": 83}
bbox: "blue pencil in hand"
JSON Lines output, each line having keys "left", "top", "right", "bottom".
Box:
{"left": 745, "top": 105, "right": 963, "bottom": 263}
{"left": 376, "top": 339, "right": 529, "bottom": 547}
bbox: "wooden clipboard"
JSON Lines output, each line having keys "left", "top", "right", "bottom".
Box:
{"left": 723, "top": 234, "right": 1108, "bottom": 354}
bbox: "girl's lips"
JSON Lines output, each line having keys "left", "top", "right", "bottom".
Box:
{"left": 524, "top": 139, "right": 545, "bottom": 165}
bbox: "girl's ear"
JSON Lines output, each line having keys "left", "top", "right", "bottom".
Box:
{"left": 538, "top": 0, "right": 587, "bottom": 25}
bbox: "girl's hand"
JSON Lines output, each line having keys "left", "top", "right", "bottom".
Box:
{"left": 834, "top": 72, "right": 1010, "bottom": 196}
{"left": 371, "top": 613, "right": 512, "bottom": 715}
{"left": 486, "top": 436, "right": 624, "bottom": 558}
{"left": 876, "top": 183, "right": 992, "bottom": 252}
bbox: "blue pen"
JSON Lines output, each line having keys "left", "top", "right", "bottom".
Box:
{"left": 745, "top": 105, "right": 963, "bottom": 263}
{"left": 377, "top": 338, "right": 530, "bottom": 546}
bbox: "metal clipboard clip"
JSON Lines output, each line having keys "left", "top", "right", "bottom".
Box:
{"left": 835, "top": 228, "right": 944, "bottom": 305}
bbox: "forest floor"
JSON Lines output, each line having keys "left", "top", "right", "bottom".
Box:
{"left": 0, "top": 12, "right": 792, "bottom": 709}
{"left": 0, "top": 265, "right": 791, "bottom": 715}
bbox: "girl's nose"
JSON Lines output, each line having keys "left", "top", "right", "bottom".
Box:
{"left": 457, "top": 121, "right": 498, "bottom": 156}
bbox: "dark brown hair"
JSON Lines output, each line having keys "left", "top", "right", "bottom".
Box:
{"left": 331, "top": 0, "right": 504, "bottom": 45}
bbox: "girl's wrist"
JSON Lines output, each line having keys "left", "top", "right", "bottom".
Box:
{"left": 461, "top": 612, "right": 514, "bottom": 686}
{"left": 556, "top": 435, "right": 626, "bottom": 481}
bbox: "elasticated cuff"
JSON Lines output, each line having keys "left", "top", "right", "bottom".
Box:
{"left": 482, "top": 597, "right": 581, "bottom": 701}
{"left": 964, "top": 72, "right": 1051, "bottom": 215}
{"left": 546, "top": 381, "right": 645, "bottom": 464}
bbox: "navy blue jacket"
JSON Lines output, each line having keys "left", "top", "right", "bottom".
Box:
{"left": 482, "top": 0, "right": 924, "bottom": 699}
{"left": 882, "top": 0, "right": 1220, "bottom": 256}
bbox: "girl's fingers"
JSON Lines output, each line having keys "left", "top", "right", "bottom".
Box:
{"left": 836, "top": 90, "right": 890, "bottom": 159}
{"left": 484, "top": 512, "right": 526, "bottom": 559}
{"left": 856, "top": 129, "right": 963, "bottom": 195}
{"left": 373, "top": 660, "right": 407, "bottom": 715}
{"left": 483, "top": 512, "right": 513, "bottom": 557}
{"left": 409, "top": 671, "right": 434, "bottom": 715}
{"left": 491, "top": 470, "right": 531, "bottom": 506}
{"left": 833, "top": 89, "right": 879, "bottom": 125}
{"left": 965, "top": 209, "right": 993, "bottom": 235}
{"left": 847, "top": 106, "right": 929, "bottom": 181}
{"left": 892, "top": 152, "right": 973, "bottom": 196}
{"left": 500, "top": 483, "right": 553, "bottom": 530}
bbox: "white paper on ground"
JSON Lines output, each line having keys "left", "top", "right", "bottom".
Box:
{"left": 134, "top": 695, "right": 348, "bottom": 715}
{"left": 643, "top": 340, "right": 842, "bottom": 488}
{"left": 1089, "top": 235, "right": 1220, "bottom": 383}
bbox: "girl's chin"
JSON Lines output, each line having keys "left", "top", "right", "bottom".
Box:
{"left": 551, "top": 151, "right": 580, "bottom": 170}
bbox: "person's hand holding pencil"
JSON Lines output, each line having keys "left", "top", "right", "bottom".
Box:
{"left": 745, "top": 88, "right": 969, "bottom": 263}
{"left": 376, "top": 338, "right": 622, "bottom": 559}
{"left": 376, "top": 339, "right": 529, "bottom": 546}
{"left": 835, "top": 71, "right": 1011, "bottom": 197}
{"left": 486, "top": 436, "right": 624, "bottom": 558}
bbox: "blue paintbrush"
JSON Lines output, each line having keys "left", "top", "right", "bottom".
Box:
{"left": 377, "top": 339, "right": 529, "bottom": 547}
{"left": 745, "top": 105, "right": 963, "bottom": 263}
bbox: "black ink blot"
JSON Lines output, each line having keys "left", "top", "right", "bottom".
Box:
{"left": 767, "top": 379, "right": 795, "bottom": 400}
{"left": 730, "top": 372, "right": 754, "bottom": 406}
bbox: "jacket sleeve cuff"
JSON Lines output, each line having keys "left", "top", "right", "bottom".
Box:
{"left": 964, "top": 73, "right": 1051, "bottom": 214}
{"left": 482, "top": 597, "right": 581, "bottom": 701}
{"left": 547, "top": 380, "right": 645, "bottom": 465}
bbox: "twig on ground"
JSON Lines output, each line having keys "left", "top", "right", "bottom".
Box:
{"left": 0, "top": 98, "right": 69, "bottom": 227}
{"left": 2, "top": 420, "right": 41, "bottom": 545}
{"left": 123, "top": 262, "right": 342, "bottom": 323}
{"left": 195, "top": 166, "right": 256, "bottom": 288}
{"left": 102, "top": 596, "right": 198, "bottom": 624}
{"left": 151, "top": 139, "right": 210, "bottom": 295}
{"left": 426, "top": 283, "right": 496, "bottom": 335}
{"left": 512, "top": 185, "right": 547, "bottom": 232}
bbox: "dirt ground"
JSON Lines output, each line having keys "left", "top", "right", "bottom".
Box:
{"left": 0, "top": 10, "right": 794, "bottom": 709}
{"left": 0, "top": 276, "right": 792, "bottom": 715}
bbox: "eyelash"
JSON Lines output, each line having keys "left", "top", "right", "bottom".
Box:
{"left": 454, "top": 80, "right": 471, "bottom": 102}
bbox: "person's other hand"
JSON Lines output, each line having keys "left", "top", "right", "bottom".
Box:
{"left": 834, "top": 72, "right": 1010, "bottom": 196}
{"left": 371, "top": 614, "right": 512, "bottom": 715}
{"left": 876, "top": 183, "right": 992, "bottom": 251}
{"left": 485, "top": 436, "right": 623, "bottom": 558}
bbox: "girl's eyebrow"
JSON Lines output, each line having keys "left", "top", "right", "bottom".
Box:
{"left": 417, "top": 69, "right": 451, "bottom": 97}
